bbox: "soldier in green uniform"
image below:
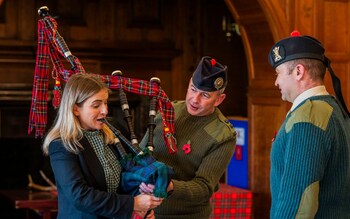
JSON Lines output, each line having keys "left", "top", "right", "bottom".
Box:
{"left": 268, "top": 31, "right": 350, "bottom": 218}
{"left": 140, "top": 56, "right": 237, "bottom": 219}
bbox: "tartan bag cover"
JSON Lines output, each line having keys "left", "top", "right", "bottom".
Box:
{"left": 120, "top": 148, "right": 174, "bottom": 198}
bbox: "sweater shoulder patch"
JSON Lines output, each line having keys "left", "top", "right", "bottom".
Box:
{"left": 204, "top": 114, "right": 236, "bottom": 142}
{"left": 173, "top": 100, "right": 185, "bottom": 116}
{"left": 296, "top": 181, "right": 319, "bottom": 218}
{"left": 286, "top": 100, "right": 333, "bottom": 133}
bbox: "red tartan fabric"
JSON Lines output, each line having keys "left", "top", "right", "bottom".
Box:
{"left": 29, "top": 16, "right": 175, "bottom": 152}
{"left": 99, "top": 75, "right": 175, "bottom": 147}
{"left": 132, "top": 184, "right": 253, "bottom": 219}
{"left": 28, "top": 19, "right": 50, "bottom": 137}
{"left": 210, "top": 184, "right": 253, "bottom": 219}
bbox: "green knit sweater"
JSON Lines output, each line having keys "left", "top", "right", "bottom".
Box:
{"left": 141, "top": 100, "right": 236, "bottom": 219}
{"left": 270, "top": 95, "right": 350, "bottom": 218}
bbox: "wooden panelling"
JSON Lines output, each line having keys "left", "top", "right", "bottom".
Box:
{"left": 0, "top": 1, "right": 17, "bottom": 39}
{"left": 0, "top": 0, "right": 247, "bottom": 114}
{"left": 248, "top": 92, "right": 286, "bottom": 218}
{"left": 257, "top": 0, "right": 289, "bottom": 39}
{"left": 0, "top": 61, "right": 35, "bottom": 83}
{"left": 323, "top": 0, "right": 349, "bottom": 52}
{"left": 294, "top": 0, "right": 314, "bottom": 33}
{"left": 322, "top": 0, "right": 350, "bottom": 106}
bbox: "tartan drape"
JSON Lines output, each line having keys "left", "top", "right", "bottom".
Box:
{"left": 29, "top": 16, "right": 176, "bottom": 153}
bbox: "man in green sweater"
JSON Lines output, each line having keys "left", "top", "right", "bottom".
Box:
{"left": 268, "top": 31, "right": 350, "bottom": 218}
{"left": 140, "top": 56, "right": 236, "bottom": 219}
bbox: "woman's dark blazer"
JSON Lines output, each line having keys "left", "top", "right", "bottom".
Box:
{"left": 49, "top": 138, "right": 133, "bottom": 219}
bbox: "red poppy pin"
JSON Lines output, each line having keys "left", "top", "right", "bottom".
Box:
{"left": 182, "top": 140, "right": 191, "bottom": 154}
{"left": 272, "top": 131, "right": 277, "bottom": 142}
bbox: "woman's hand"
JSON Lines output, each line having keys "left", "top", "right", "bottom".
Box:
{"left": 139, "top": 182, "right": 155, "bottom": 194}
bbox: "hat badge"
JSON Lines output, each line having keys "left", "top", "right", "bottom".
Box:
{"left": 214, "top": 77, "right": 224, "bottom": 90}
{"left": 273, "top": 46, "right": 282, "bottom": 62}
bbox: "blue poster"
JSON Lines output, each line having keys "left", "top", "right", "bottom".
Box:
{"left": 226, "top": 117, "right": 249, "bottom": 189}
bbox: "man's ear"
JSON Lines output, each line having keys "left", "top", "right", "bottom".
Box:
{"left": 214, "top": 93, "right": 226, "bottom": 107}
{"left": 295, "top": 64, "right": 305, "bottom": 80}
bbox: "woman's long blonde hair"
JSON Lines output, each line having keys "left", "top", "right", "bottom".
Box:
{"left": 42, "top": 73, "right": 115, "bottom": 155}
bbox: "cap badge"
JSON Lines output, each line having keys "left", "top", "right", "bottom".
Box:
{"left": 214, "top": 77, "right": 224, "bottom": 90}
{"left": 273, "top": 46, "right": 282, "bottom": 62}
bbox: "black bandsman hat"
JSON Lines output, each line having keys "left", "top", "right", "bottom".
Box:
{"left": 192, "top": 56, "right": 228, "bottom": 92}
{"left": 268, "top": 30, "right": 349, "bottom": 117}
{"left": 268, "top": 30, "right": 325, "bottom": 69}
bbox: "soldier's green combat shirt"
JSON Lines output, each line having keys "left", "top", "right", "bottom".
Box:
{"left": 141, "top": 100, "right": 236, "bottom": 219}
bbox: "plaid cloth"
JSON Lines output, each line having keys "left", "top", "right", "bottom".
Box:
{"left": 28, "top": 17, "right": 85, "bottom": 137}
{"left": 29, "top": 15, "right": 175, "bottom": 153}
{"left": 83, "top": 130, "right": 122, "bottom": 193}
{"left": 131, "top": 183, "right": 252, "bottom": 219}
{"left": 119, "top": 148, "right": 173, "bottom": 198}
{"left": 210, "top": 183, "right": 253, "bottom": 219}
{"left": 28, "top": 19, "right": 50, "bottom": 137}
{"left": 99, "top": 75, "right": 176, "bottom": 154}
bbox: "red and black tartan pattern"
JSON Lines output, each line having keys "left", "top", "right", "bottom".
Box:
{"left": 29, "top": 16, "right": 175, "bottom": 152}
{"left": 28, "top": 19, "right": 50, "bottom": 137}
{"left": 210, "top": 184, "right": 253, "bottom": 219}
{"left": 131, "top": 184, "right": 253, "bottom": 219}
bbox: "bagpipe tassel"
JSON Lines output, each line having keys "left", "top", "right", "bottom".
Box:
{"left": 163, "top": 126, "right": 177, "bottom": 154}
{"left": 52, "top": 78, "right": 62, "bottom": 109}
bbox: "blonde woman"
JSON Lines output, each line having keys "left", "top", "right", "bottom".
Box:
{"left": 43, "top": 73, "right": 162, "bottom": 219}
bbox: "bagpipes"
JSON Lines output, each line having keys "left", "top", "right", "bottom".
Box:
{"left": 29, "top": 6, "right": 177, "bottom": 198}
